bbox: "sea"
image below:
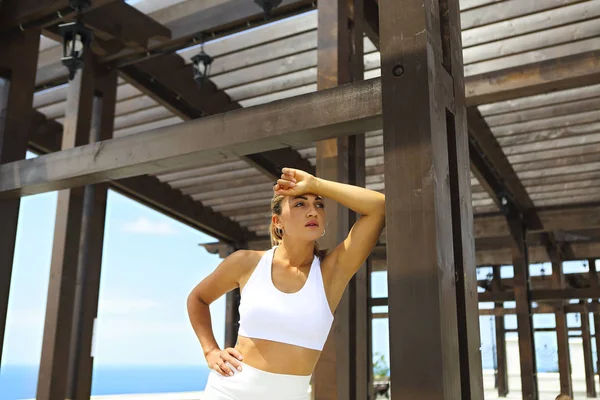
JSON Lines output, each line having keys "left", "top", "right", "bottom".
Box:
{"left": 0, "top": 365, "right": 210, "bottom": 400}
{"left": 0, "top": 352, "right": 562, "bottom": 400}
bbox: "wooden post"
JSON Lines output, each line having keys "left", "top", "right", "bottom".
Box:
{"left": 493, "top": 267, "right": 509, "bottom": 397}
{"left": 65, "top": 67, "right": 118, "bottom": 400}
{"left": 379, "top": 0, "right": 482, "bottom": 398}
{"left": 580, "top": 302, "right": 597, "bottom": 398}
{"left": 225, "top": 288, "right": 241, "bottom": 349}
{"left": 37, "top": 52, "right": 96, "bottom": 400}
{"left": 507, "top": 215, "right": 538, "bottom": 400}
{"left": 366, "top": 258, "right": 375, "bottom": 400}
{"left": 552, "top": 260, "right": 573, "bottom": 398}
{"left": 0, "top": 30, "right": 40, "bottom": 368}
{"left": 589, "top": 259, "right": 600, "bottom": 381}
{"left": 314, "top": 0, "right": 365, "bottom": 399}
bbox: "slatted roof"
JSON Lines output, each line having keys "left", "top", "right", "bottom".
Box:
{"left": 30, "top": 0, "right": 600, "bottom": 246}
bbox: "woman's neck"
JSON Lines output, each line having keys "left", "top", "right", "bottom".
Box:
{"left": 276, "top": 240, "right": 314, "bottom": 268}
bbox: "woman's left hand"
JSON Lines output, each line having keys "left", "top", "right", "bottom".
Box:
{"left": 274, "top": 168, "right": 316, "bottom": 197}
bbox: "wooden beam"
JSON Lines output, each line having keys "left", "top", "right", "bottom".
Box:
{"left": 313, "top": 0, "right": 361, "bottom": 398}
{"left": 580, "top": 302, "right": 597, "bottom": 398}
{"left": 465, "top": 50, "right": 600, "bottom": 106}
{"left": 507, "top": 214, "right": 538, "bottom": 399}
{"left": 0, "top": 78, "right": 382, "bottom": 198}
{"left": 37, "top": 51, "right": 96, "bottom": 400}
{"left": 121, "top": 54, "right": 315, "bottom": 181}
{"left": 0, "top": 0, "right": 116, "bottom": 33}
{"left": 492, "top": 267, "right": 508, "bottom": 397}
{"left": 379, "top": 0, "right": 479, "bottom": 397}
{"left": 65, "top": 67, "right": 118, "bottom": 400}
{"left": 552, "top": 261, "right": 573, "bottom": 398}
{"left": 0, "top": 29, "right": 40, "bottom": 370}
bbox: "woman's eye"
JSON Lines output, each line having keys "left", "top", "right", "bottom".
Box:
{"left": 317, "top": 203, "right": 324, "bottom": 208}
{"left": 295, "top": 202, "right": 304, "bottom": 207}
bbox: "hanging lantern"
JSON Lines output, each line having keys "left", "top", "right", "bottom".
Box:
{"left": 191, "top": 50, "right": 213, "bottom": 87}
{"left": 59, "top": 21, "right": 93, "bottom": 80}
{"left": 254, "top": 0, "right": 282, "bottom": 16}
{"left": 69, "top": 0, "right": 91, "bottom": 11}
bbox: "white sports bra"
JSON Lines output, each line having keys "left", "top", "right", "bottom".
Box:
{"left": 237, "top": 246, "right": 334, "bottom": 351}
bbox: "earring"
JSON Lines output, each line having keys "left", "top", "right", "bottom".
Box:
{"left": 277, "top": 227, "right": 285, "bottom": 236}
{"left": 320, "top": 229, "right": 326, "bottom": 238}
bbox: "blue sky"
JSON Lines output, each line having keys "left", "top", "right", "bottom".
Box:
{"left": 1, "top": 152, "right": 391, "bottom": 369}
{"left": 3, "top": 152, "right": 592, "bottom": 373}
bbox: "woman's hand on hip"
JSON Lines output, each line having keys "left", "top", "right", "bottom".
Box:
{"left": 275, "top": 167, "right": 316, "bottom": 197}
{"left": 206, "top": 348, "right": 244, "bottom": 377}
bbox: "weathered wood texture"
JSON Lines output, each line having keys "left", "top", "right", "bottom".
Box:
{"left": 28, "top": 114, "right": 252, "bottom": 243}
{"left": 37, "top": 52, "right": 96, "bottom": 400}
{"left": 0, "top": 29, "right": 40, "bottom": 369}
{"left": 507, "top": 215, "right": 538, "bottom": 400}
{"left": 552, "top": 261, "right": 572, "bottom": 398}
{"left": 492, "top": 267, "right": 508, "bottom": 397}
{"left": 580, "top": 302, "right": 597, "bottom": 398}
{"left": 0, "top": 79, "right": 382, "bottom": 198}
{"left": 65, "top": 68, "right": 118, "bottom": 400}
{"left": 313, "top": 0, "right": 362, "bottom": 398}
{"left": 379, "top": 0, "right": 479, "bottom": 398}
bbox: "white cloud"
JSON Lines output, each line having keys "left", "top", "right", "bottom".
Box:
{"left": 121, "top": 216, "right": 178, "bottom": 235}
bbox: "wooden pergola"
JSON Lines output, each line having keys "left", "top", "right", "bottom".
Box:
{"left": 1, "top": 0, "right": 600, "bottom": 399}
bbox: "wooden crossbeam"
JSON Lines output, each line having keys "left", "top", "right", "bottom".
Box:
{"left": 28, "top": 112, "right": 252, "bottom": 243}
{"left": 0, "top": 0, "right": 116, "bottom": 33}
{"left": 1, "top": 78, "right": 381, "bottom": 198}
{"left": 121, "top": 54, "right": 314, "bottom": 180}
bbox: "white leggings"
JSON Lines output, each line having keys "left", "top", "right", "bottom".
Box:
{"left": 203, "top": 361, "right": 311, "bottom": 400}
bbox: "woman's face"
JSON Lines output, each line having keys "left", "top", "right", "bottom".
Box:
{"left": 276, "top": 194, "right": 326, "bottom": 242}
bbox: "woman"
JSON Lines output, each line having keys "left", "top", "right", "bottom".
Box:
{"left": 187, "top": 167, "right": 385, "bottom": 399}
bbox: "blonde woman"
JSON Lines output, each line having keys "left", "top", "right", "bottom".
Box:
{"left": 187, "top": 167, "right": 385, "bottom": 399}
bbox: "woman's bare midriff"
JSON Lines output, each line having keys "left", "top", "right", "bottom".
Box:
{"left": 235, "top": 335, "right": 320, "bottom": 376}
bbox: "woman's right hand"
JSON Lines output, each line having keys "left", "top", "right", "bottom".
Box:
{"left": 206, "top": 348, "right": 244, "bottom": 377}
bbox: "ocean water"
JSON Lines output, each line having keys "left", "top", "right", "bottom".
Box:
{"left": 0, "top": 365, "right": 210, "bottom": 400}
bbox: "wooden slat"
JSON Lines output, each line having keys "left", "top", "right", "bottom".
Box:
{"left": 0, "top": 78, "right": 382, "bottom": 198}
{"left": 0, "top": 30, "right": 40, "bottom": 368}
{"left": 460, "top": 0, "right": 583, "bottom": 30}
{"left": 0, "top": 0, "right": 116, "bottom": 32}
{"left": 498, "top": 121, "right": 600, "bottom": 147}
{"left": 462, "top": 1, "right": 600, "bottom": 48}
{"left": 463, "top": 17, "right": 600, "bottom": 65}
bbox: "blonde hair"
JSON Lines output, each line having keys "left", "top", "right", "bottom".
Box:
{"left": 556, "top": 395, "right": 573, "bottom": 400}
{"left": 269, "top": 193, "right": 327, "bottom": 260}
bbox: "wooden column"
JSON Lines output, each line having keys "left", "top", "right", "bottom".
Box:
{"left": 225, "top": 288, "right": 241, "bottom": 349}
{"left": 580, "top": 302, "right": 597, "bottom": 398}
{"left": 65, "top": 67, "right": 118, "bottom": 400}
{"left": 493, "top": 267, "right": 509, "bottom": 397}
{"left": 0, "top": 29, "right": 40, "bottom": 367}
{"left": 37, "top": 52, "right": 96, "bottom": 400}
{"left": 507, "top": 215, "right": 538, "bottom": 400}
{"left": 552, "top": 260, "right": 573, "bottom": 398}
{"left": 366, "top": 258, "right": 375, "bottom": 400}
{"left": 379, "top": 0, "right": 482, "bottom": 398}
{"left": 314, "top": 0, "right": 365, "bottom": 399}
{"left": 589, "top": 259, "right": 600, "bottom": 381}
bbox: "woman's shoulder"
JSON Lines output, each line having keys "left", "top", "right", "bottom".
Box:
{"left": 224, "top": 249, "right": 266, "bottom": 271}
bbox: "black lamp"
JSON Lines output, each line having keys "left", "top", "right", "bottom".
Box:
{"left": 191, "top": 50, "right": 213, "bottom": 87}
{"left": 254, "top": 0, "right": 282, "bottom": 16}
{"left": 59, "top": 21, "right": 93, "bottom": 80}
